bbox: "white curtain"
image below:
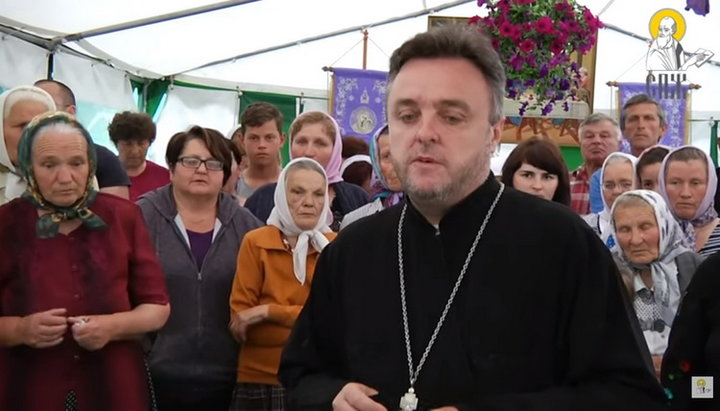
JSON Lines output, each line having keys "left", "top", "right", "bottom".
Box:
{"left": 0, "top": 35, "right": 48, "bottom": 90}
{"left": 52, "top": 49, "right": 136, "bottom": 151}
{"left": 152, "top": 85, "right": 238, "bottom": 166}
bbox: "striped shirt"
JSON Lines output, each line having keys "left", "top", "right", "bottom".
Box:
{"left": 699, "top": 223, "right": 720, "bottom": 258}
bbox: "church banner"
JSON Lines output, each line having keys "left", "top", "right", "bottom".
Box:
{"left": 617, "top": 82, "right": 689, "bottom": 150}
{"left": 331, "top": 68, "right": 388, "bottom": 144}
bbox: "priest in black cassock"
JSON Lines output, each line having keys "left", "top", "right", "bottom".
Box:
{"left": 279, "top": 25, "right": 668, "bottom": 411}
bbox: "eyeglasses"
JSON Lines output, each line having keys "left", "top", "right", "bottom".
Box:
{"left": 178, "top": 157, "right": 224, "bottom": 171}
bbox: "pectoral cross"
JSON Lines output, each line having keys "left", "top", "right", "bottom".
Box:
{"left": 399, "top": 387, "right": 418, "bottom": 411}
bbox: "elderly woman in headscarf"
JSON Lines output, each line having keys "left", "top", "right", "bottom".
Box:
{"left": 609, "top": 189, "right": 702, "bottom": 379}
{"left": 658, "top": 145, "right": 720, "bottom": 257}
{"left": 340, "top": 125, "right": 404, "bottom": 229}
{"left": 244, "top": 111, "right": 370, "bottom": 230}
{"left": 228, "top": 157, "right": 336, "bottom": 410}
{"left": 0, "top": 85, "right": 56, "bottom": 204}
{"left": 583, "top": 152, "right": 638, "bottom": 248}
{"left": 0, "top": 112, "right": 170, "bottom": 410}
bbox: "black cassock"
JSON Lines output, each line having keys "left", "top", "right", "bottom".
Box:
{"left": 280, "top": 176, "right": 667, "bottom": 411}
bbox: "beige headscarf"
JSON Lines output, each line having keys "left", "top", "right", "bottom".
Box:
{"left": 0, "top": 86, "right": 56, "bottom": 204}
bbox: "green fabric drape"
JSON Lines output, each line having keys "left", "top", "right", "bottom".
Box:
{"left": 145, "top": 80, "right": 171, "bottom": 121}
{"left": 559, "top": 146, "right": 583, "bottom": 170}
{"left": 239, "top": 91, "right": 298, "bottom": 166}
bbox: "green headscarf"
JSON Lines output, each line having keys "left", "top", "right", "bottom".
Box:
{"left": 17, "top": 111, "right": 106, "bottom": 238}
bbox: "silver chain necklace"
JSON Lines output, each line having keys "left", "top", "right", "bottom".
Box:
{"left": 397, "top": 183, "right": 504, "bottom": 411}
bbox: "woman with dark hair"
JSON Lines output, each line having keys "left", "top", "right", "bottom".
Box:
{"left": 501, "top": 137, "right": 570, "bottom": 206}
{"left": 138, "top": 126, "right": 262, "bottom": 410}
{"left": 0, "top": 112, "right": 170, "bottom": 410}
{"left": 636, "top": 145, "right": 670, "bottom": 192}
{"left": 340, "top": 154, "right": 373, "bottom": 193}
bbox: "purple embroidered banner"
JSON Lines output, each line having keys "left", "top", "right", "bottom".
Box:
{"left": 332, "top": 68, "right": 388, "bottom": 144}
{"left": 618, "top": 82, "right": 689, "bottom": 151}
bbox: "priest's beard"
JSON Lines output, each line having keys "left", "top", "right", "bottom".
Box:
{"left": 397, "top": 148, "right": 492, "bottom": 206}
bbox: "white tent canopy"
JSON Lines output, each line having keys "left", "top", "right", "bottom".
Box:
{"left": 1, "top": 0, "right": 719, "bottom": 166}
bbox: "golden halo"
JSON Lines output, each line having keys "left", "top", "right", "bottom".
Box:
{"left": 649, "top": 8, "right": 686, "bottom": 41}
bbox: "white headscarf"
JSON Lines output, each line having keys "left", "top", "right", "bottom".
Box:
{"left": 588, "top": 152, "right": 638, "bottom": 245}
{"left": 340, "top": 154, "right": 371, "bottom": 175}
{"left": 610, "top": 189, "right": 690, "bottom": 326}
{"left": 267, "top": 158, "right": 332, "bottom": 284}
{"left": 0, "top": 86, "right": 56, "bottom": 202}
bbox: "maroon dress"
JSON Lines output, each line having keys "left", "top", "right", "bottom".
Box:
{"left": 0, "top": 194, "right": 169, "bottom": 411}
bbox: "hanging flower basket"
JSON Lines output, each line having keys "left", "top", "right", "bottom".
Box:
{"left": 470, "top": 0, "right": 603, "bottom": 116}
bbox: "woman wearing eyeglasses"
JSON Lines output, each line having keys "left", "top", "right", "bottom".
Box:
{"left": 582, "top": 152, "right": 638, "bottom": 248}
{"left": 137, "top": 126, "right": 262, "bottom": 411}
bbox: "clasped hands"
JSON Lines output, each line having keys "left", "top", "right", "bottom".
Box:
{"left": 18, "top": 307, "right": 112, "bottom": 351}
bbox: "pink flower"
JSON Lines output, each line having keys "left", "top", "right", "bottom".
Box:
{"left": 534, "top": 17, "right": 555, "bottom": 34}
{"left": 519, "top": 39, "right": 535, "bottom": 53}
{"left": 564, "top": 20, "right": 580, "bottom": 33}
{"left": 584, "top": 8, "right": 603, "bottom": 30}
{"left": 513, "top": 0, "right": 536, "bottom": 5}
{"left": 550, "top": 38, "right": 566, "bottom": 55}
{"left": 499, "top": 21, "right": 520, "bottom": 40}
{"left": 554, "top": 1, "right": 573, "bottom": 13}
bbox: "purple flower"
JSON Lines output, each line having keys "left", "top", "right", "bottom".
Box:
{"left": 563, "top": 101, "right": 570, "bottom": 111}
{"left": 539, "top": 64, "right": 549, "bottom": 78}
{"left": 549, "top": 54, "right": 569, "bottom": 66}
{"left": 558, "top": 78, "right": 571, "bottom": 91}
{"left": 524, "top": 79, "right": 536, "bottom": 87}
{"left": 509, "top": 54, "right": 524, "bottom": 71}
{"left": 477, "top": 0, "right": 486, "bottom": 6}
{"left": 507, "top": 88, "right": 518, "bottom": 99}
{"left": 519, "top": 101, "right": 530, "bottom": 116}
{"left": 541, "top": 103, "right": 554, "bottom": 116}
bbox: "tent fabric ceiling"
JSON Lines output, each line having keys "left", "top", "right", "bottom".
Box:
{"left": 0, "top": 0, "right": 717, "bottom": 95}
{"left": 0, "top": 0, "right": 479, "bottom": 89}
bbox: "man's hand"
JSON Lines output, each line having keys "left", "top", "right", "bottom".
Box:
{"left": 68, "top": 315, "right": 113, "bottom": 351}
{"left": 18, "top": 308, "right": 68, "bottom": 348}
{"left": 332, "top": 382, "right": 386, "bottom": 411}
{"left": 229, "top": 305, "right": 269, "bottom": 343}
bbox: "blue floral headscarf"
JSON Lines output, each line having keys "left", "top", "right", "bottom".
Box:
{"left": 18, "top": 111, "right": 106, "bottom": 238}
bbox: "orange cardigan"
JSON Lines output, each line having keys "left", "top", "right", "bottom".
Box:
{"left": 229, "top": 225, "right": 336, "bottom": 385}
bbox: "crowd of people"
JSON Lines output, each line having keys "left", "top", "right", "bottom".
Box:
{"left": 1, "top": 24, "right": 718, "bottom": 411}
